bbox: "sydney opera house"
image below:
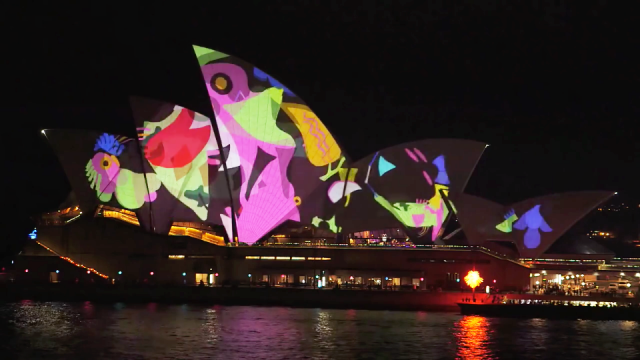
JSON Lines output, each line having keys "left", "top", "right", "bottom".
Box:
{"left": 13, "top": 45, "right": 633, "bottom": 292}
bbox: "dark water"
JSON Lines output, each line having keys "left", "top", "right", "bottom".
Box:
{"left": 1, "top": 302, "right": 640, "bottom": 359}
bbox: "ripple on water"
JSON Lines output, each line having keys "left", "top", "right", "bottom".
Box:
{"left": 1, "top": 303, "right": 640, "bottom": 359}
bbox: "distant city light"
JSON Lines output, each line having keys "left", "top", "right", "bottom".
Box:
{"left": 248, "top": 274, "right": 252, "bottom": 278}
{"left": 150, "top": 272, "right": 154, "bottom": 275}
{"left": 56, "top": 270, "right": 59, "bottom": 274}
{"left": 25, "top": 269, "right": 29, "bottom": 273}
{"left": 182, "top": 272, "right": 186, "bottom": 276}
{"left": 87, "top": 270, "right": 90, "bottom": 274}
{"left": 118, "top": 271, "right": 122, "bottom": 275}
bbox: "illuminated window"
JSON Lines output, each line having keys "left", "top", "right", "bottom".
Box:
{"left": 245, "top": 256, "right": 260, "bottom": 260}
{"left": 168, "top": 255, "right": 185, "bottom": 260}
{"left": 291, "top": 257, "right": 305, "bottom": 261}
{"left": 276, "top": 256, "right": 290, "bottom": 260}
{"left": 261, "top": 256, "right": 275, "bottom": 260}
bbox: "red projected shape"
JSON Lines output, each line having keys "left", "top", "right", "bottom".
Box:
{"left": 144, "top": 108, "right": 211, "bottom": 168}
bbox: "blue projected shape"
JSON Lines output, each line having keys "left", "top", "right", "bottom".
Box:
{"left": 95, "top": 133, "right": 124, "bottom": 156}
{"left": 378, "top": 155, "right": 396, "bottom": 176}
{"left": 28, "top": 229, "right": 37, "bottom": 240}
{"left": 513, "top": 205, "right": 552, "bottom": 249}
{"left": 432, "top": 155, "right": 450, "bottom": 185}
{"left": 253, "top": 67, "right": 295, "bottom": 96}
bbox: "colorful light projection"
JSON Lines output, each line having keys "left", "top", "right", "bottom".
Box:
{"left": 512, "top": 205, "right": 552, "bottom": 249}
{"left": 137, "top": 106, "right": 218, "bottom": 221}
{"left": 457, "top": 191, "right": 615, "bottom": 259}
{"left": 363, "top": 149, "right": 454, "bottom": 242}
{"left": 85, "top": 133, "right": 161, "bottom": 210}
{"left": 495, "top": 209, "right": 518, "bottom": 233}
{"left": 192, "top": 45, "right": 350, "bottom": 244}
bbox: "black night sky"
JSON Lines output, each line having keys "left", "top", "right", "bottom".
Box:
{"left": 4, "top": 2, "right": 638, "bottom": 253}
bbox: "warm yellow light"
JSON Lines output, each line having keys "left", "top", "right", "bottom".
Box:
{"left": 464, "top": 270, "right": 483, "bottom": 289}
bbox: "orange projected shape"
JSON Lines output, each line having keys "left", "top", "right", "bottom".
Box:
{"left": 464, "top": 270, "right": 483, "bottom": 289}
{"left": 281, "top": 103, "right": 341, "bottom": 166}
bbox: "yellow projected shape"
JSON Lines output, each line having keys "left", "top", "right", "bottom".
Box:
{"left": 464, "top": 270, "right": 483, "bottom": 289}
{"left": 281, "top": 103, "right": 341, "bottom": 167}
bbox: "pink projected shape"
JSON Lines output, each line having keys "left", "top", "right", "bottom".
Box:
{"left": 405, "top": 148, "right": 419, "bottom": 162}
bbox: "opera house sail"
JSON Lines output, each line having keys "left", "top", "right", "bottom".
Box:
{"left": 29, "top": 44, "right": 616, "bottom": 287}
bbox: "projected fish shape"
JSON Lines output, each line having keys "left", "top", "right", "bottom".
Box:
{"left": 513, "top": 204, "right": 552, "bottom": 249}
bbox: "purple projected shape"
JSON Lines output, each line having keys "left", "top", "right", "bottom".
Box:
{"left": 95, "top": 133, "right": 124, "bottom": 156}
{"left": 431, "top": 155, "right": 450, "bottom": 185}
{"left": 513, "top": 204, "right": 552, "bottom": 249}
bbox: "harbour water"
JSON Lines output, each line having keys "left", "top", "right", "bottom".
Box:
{"left": 1, "top": 301, "right": 639, "bottom": 359}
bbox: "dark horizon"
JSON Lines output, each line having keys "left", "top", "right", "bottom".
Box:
{"left": 5, "top": 2, "right": 638, "bottom": 250}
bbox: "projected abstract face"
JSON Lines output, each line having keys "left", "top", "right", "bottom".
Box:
{"left": 364, "top": 148, "right": 454, "bottom": 241}
{"left": 85, "top": 133, "right": 161, "bottom": 209}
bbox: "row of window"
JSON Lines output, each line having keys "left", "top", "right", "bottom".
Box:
{"left": 408, "top": 258, "right": 491, "bottom": 264}
{"left": 245, "top": 256, "right": 332, "bottom": 261}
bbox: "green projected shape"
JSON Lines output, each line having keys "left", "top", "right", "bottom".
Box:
{"left": 114, "top": 169, "right": 161, "bottom": 210}
{"left": 311, "top": 215, "right": 342, "bottom": 233}
{"left": 496, "top": 210, "right": 518, "bottom": 233}
{"left": 193, "top": 45, "right": 229, "bottom": 66}
{"left": 373, "top": 194, "right": 447, "bottom": 229}
{"left": 223, "top": 88, "right": 295, "bottom": 146}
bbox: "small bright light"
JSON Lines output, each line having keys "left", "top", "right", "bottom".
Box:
{"left": 118, "top": 271, "right": 122, "bottom": 275}
{"left": 182, "top": 272, "right": 186, "bottom": 276}
{"left": 621, "top": 272, "right": 625, "bottom": 276}
{"left": 56, "top": 270, "right": 59, "bottom": 274}
{"left": 25, "top": 269, "right": 29, "bottom": 273}
{"left": 385, "top": 277, "right": 389, "bottom": 281}
{"left": 87, "top": 270, "right": 90, "bottom": 274}
{"left": 150, "top": 272, "right": 154, "bottom": 275}
{"left": 248, "top": 274, "right": 252, "bottom": 278}
{"left": 420, "top": 277, "right": 424, "bottom": 281}
{"left": 349, "top": 276, "right": 354, "bottom": 280}
{"left": 581, "top": 282, "right": 586, "bottom": 286}
{"left": 614, "top": 192, "right": 618, "bottom": 195}
{"left": 535, "top": 281, "right": 540, "bottom": 285}
{"left": 627, "top": 283, "right": 632, "bottom": 287}
{"left": 41, "top": 130, "right": 45, "bottom": 134}
{"left": 635, "top": 273, "right": 640, "bottom": 277}
{"left": 214, "top": 273, "right": 219, "bottom": 277}
{"left": 493, "top": 279, "right": 496, "bottom": 283}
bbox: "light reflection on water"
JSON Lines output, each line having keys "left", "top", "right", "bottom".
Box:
{"left": 1, "top": 302, "right": 640, "bottom": 359}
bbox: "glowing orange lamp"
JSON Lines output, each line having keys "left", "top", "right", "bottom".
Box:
{"left": 464, "top": 270, "right": 484, "bottom": 301}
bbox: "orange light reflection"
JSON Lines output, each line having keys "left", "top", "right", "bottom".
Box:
{"left": 455, "top": 315, "right": 492, "bottom": 360}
